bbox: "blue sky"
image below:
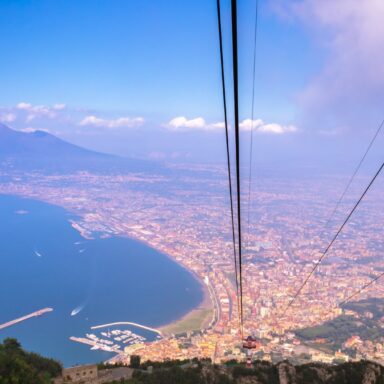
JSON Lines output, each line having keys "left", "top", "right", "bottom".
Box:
{"left": 0, "top": 0, "right": 383, "bottom": 168}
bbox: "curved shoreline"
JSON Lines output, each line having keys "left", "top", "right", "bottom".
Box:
{"left": 9, "top": 193, "right": 217, "bottom": 340}
{"left": 9, "top": 193, "right": 218, "bottom": 339}
{"left": 101, "top": 233, "right": 218, "bottom": 337}
{"left": 158, "top": 276, "right": 216, "bottom": 336}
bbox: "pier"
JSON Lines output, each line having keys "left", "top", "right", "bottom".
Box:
{"left": 0, "top": 308, "right": 53, "bottom": 331}
{"left": 91, "top": 322, "right": 162, "bottom": 336}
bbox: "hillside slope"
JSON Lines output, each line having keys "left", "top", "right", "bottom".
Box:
{"left": 0, "top": 124, "right": 154, "bottom": 173}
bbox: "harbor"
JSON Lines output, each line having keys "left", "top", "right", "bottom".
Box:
{"left": 70, "top": 324, "right": 157, "bottom": 354}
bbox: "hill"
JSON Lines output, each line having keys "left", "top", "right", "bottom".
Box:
{"left": 113, "top": 359, "right": 384, "bottom": 384}
{"left": 0, "top": 124, "right": 155, "bottom": 173}
{"left": 3, "top": 338, "right": 384, "bottom": 383}
{"left": 0, "top": 338, "right": 61, "bottom": 384}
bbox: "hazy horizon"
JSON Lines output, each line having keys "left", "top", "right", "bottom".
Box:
{"left": 1, "top": 0, "right": 383, "bottom": 169}
{"left": 1, "top": 0, "right": 384, "bottom": 373}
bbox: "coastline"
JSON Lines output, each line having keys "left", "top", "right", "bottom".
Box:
{"left": 93, "top": 232, "right": 218, "bottom": 338}
{"left": 5, "top": 192, "right": 217, "bottom": 345}
{"left": 158, "top": 276, "right": 215, "bottom": 336}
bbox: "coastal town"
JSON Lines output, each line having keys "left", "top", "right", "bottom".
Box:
{"left": 1, "top": 164, "right": 384, "bottom": 366}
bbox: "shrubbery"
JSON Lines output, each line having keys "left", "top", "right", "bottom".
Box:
{"left": 0, "top": 338, "right": 62, "bottom": 384}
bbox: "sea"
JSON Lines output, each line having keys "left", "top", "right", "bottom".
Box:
{"left": 0, "top": 194, "right": 203, "bottom": 367}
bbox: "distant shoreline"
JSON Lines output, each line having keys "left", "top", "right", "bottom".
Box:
{"left": 116, "top": 235, "right": 217, "bottom": 337}
{"left": 85, "top": 231, "right": 217, "bottom": 337}
{"left": 6, "top": 192, "right": 216, "bottom": 346}
{"left": 158, "top": 274, "right": 215, "bottom": 336}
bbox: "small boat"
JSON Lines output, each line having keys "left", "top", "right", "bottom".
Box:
{"left": 71, "top": 305, "right": 84, "bottom": 316}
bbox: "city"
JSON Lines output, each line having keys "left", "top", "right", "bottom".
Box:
{"left": 1, "top": 164, "right": 383, "bottom": 366}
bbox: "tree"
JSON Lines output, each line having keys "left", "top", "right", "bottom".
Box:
{"left": 0, "top": 338, "right": 62, "bottom": 384}
{"left": 130, "top": 355, "right": 141, "bottom": 369}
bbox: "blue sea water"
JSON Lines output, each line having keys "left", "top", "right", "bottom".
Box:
{"left": 0, "top": 194, "right": 203, "bottom": 366}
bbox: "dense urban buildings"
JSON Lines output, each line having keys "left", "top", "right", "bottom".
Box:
{"left": 1, "top": 165, "right": 383, "bottom": 365}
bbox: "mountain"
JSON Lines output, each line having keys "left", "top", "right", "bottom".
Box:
{"left": 0, "top": 124, "right": 154, "bottom": 173}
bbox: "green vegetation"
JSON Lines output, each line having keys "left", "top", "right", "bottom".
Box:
{"left": 129, "top": 366, "right": 218, "bottom": 384}
{"left": 2, "top": 342, "right": 384, "bottom": 384}
{"left": 108, "top": 359, "right": 281, "bottom": 384}
{"left": 0, "top": 338, "right": 62, "bottom": 384}
{"left": 294, "top": 361, "right": 384, "bottom": 384}
{"left": 138, "top": 357, "right": 212, "bottom": 371}
{"left": 232, "top": 361, "right": 279, "bottom": 384}
{"left": 295, "top": 298, "right": 384, "bottom": 350}
{"left": 130, "top": 355, "right": 141, "bottom": 369}
{"left": 343, "top": 297, "right": 384, "bottom": 319}
{"left": 105, "top": 359, "right": 384, "bottom": 384}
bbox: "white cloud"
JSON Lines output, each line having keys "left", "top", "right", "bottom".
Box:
{"left": 166, "top": 116, "right": 224, "bottom": 131}
{"left": 258, "top": 123, "right": 297, "bottom": 134}
{"left": 79, "top": 115, "right": 144, "bottom": 129}
{"left": 0, "top": 113, "right": 16, "bottom": 123}
{"left": 168, "top": 117, "right": 206, "bottom": 130}
{"left": 16, "top": 102, "right": 61, "bottom": 121}
{"left": 16, "top": 102, "right": 32, "bottom": 110}
{"left": 19, "top": 127, "right": 37, "bottom": 133}
{"left": 19, "top": 127, "right": 50, "bottom": 133}
{"left": 241, "top": 118, "right": 297, "bottom": 134}
{"left": 239, "top": 118, "right": 264, "bottom": 131}
{"left": 166, "top": 116, "right": 297, "bottom": 134}
{"left": 209, "top": 121, "right": 226, "bottom": 129}
{"left": 273, "top": 0, "right": 384, "bottom": 127}
{"left": 53, "top": 103, "right": 66, "bottom": 110}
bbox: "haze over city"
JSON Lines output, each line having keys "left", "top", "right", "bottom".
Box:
{"left": 1, "top": 1, "right": 384, "bottom": 383}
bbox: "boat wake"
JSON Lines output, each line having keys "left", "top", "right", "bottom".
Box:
{"left": 71, "top": 304, "right": 85, "bottom": 316}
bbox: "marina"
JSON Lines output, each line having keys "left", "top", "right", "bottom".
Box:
{"left": 0, "top": 194, "right": 204, "bottom": 366}
{"left": 70, "top": 327, "right": 148, "bottom": 353}
{"left": 91, "top": 322, "right": 162, "bottom": 336}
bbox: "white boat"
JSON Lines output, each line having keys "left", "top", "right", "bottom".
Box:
{"left": 71, "top": 305, "right": 84, "bottom": 316}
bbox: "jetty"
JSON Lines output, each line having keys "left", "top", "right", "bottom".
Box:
{"left": 91, "top": 322, "right": 162, "bottom": 336}
{"left": 0, "top": 308, "right": 53, "bottom": 330}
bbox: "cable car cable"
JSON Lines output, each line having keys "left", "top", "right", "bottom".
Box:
{"left": 281, "top": 118, "right": 384, "bottom": 317}
{"left": 316, "top": 269, "right": 384, "bottom": 323}
{"left": 285, "top": 159, "right": 384, "bottom": 312}
{"left": 323, "top": 118, "right": 384, "bottom": 230}
{"left": 216, "top": 0, "right": 241, "bottom": 331}
{"left": 339, "top": 270, "right": 384, "bottom": 307}
{"left": 231, "top": 0, "right": 244, "bottom": 337}
{"left": 275, "top": 117, "right": 384, "bottom": 320}
{"left": 246, "top": 0, "right": 259, "bottom": 247}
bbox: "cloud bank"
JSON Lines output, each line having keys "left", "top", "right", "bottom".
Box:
{"left": 79, "top": 115, "right": 144, "bottom": 129}
{"left": 16, "top": 102, "right": 66, "bottom": 122}
{"left": 166, "top": 116, "right": 297, "bottom": 134}
{"left": 274, "top": 0, "right": 384, "bottom": 129}
{"left": 239, "top": 119, "right": 298, "bottom": 134}
{"left": 166, "top": 116, "right": 224, "bottom": 131}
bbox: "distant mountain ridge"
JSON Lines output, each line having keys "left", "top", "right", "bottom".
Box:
{"left": 0, "top": 123, "right": 108, "bottom": 157}
{"left": 0, "top": 124, "right": 154, "bottom": 173}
